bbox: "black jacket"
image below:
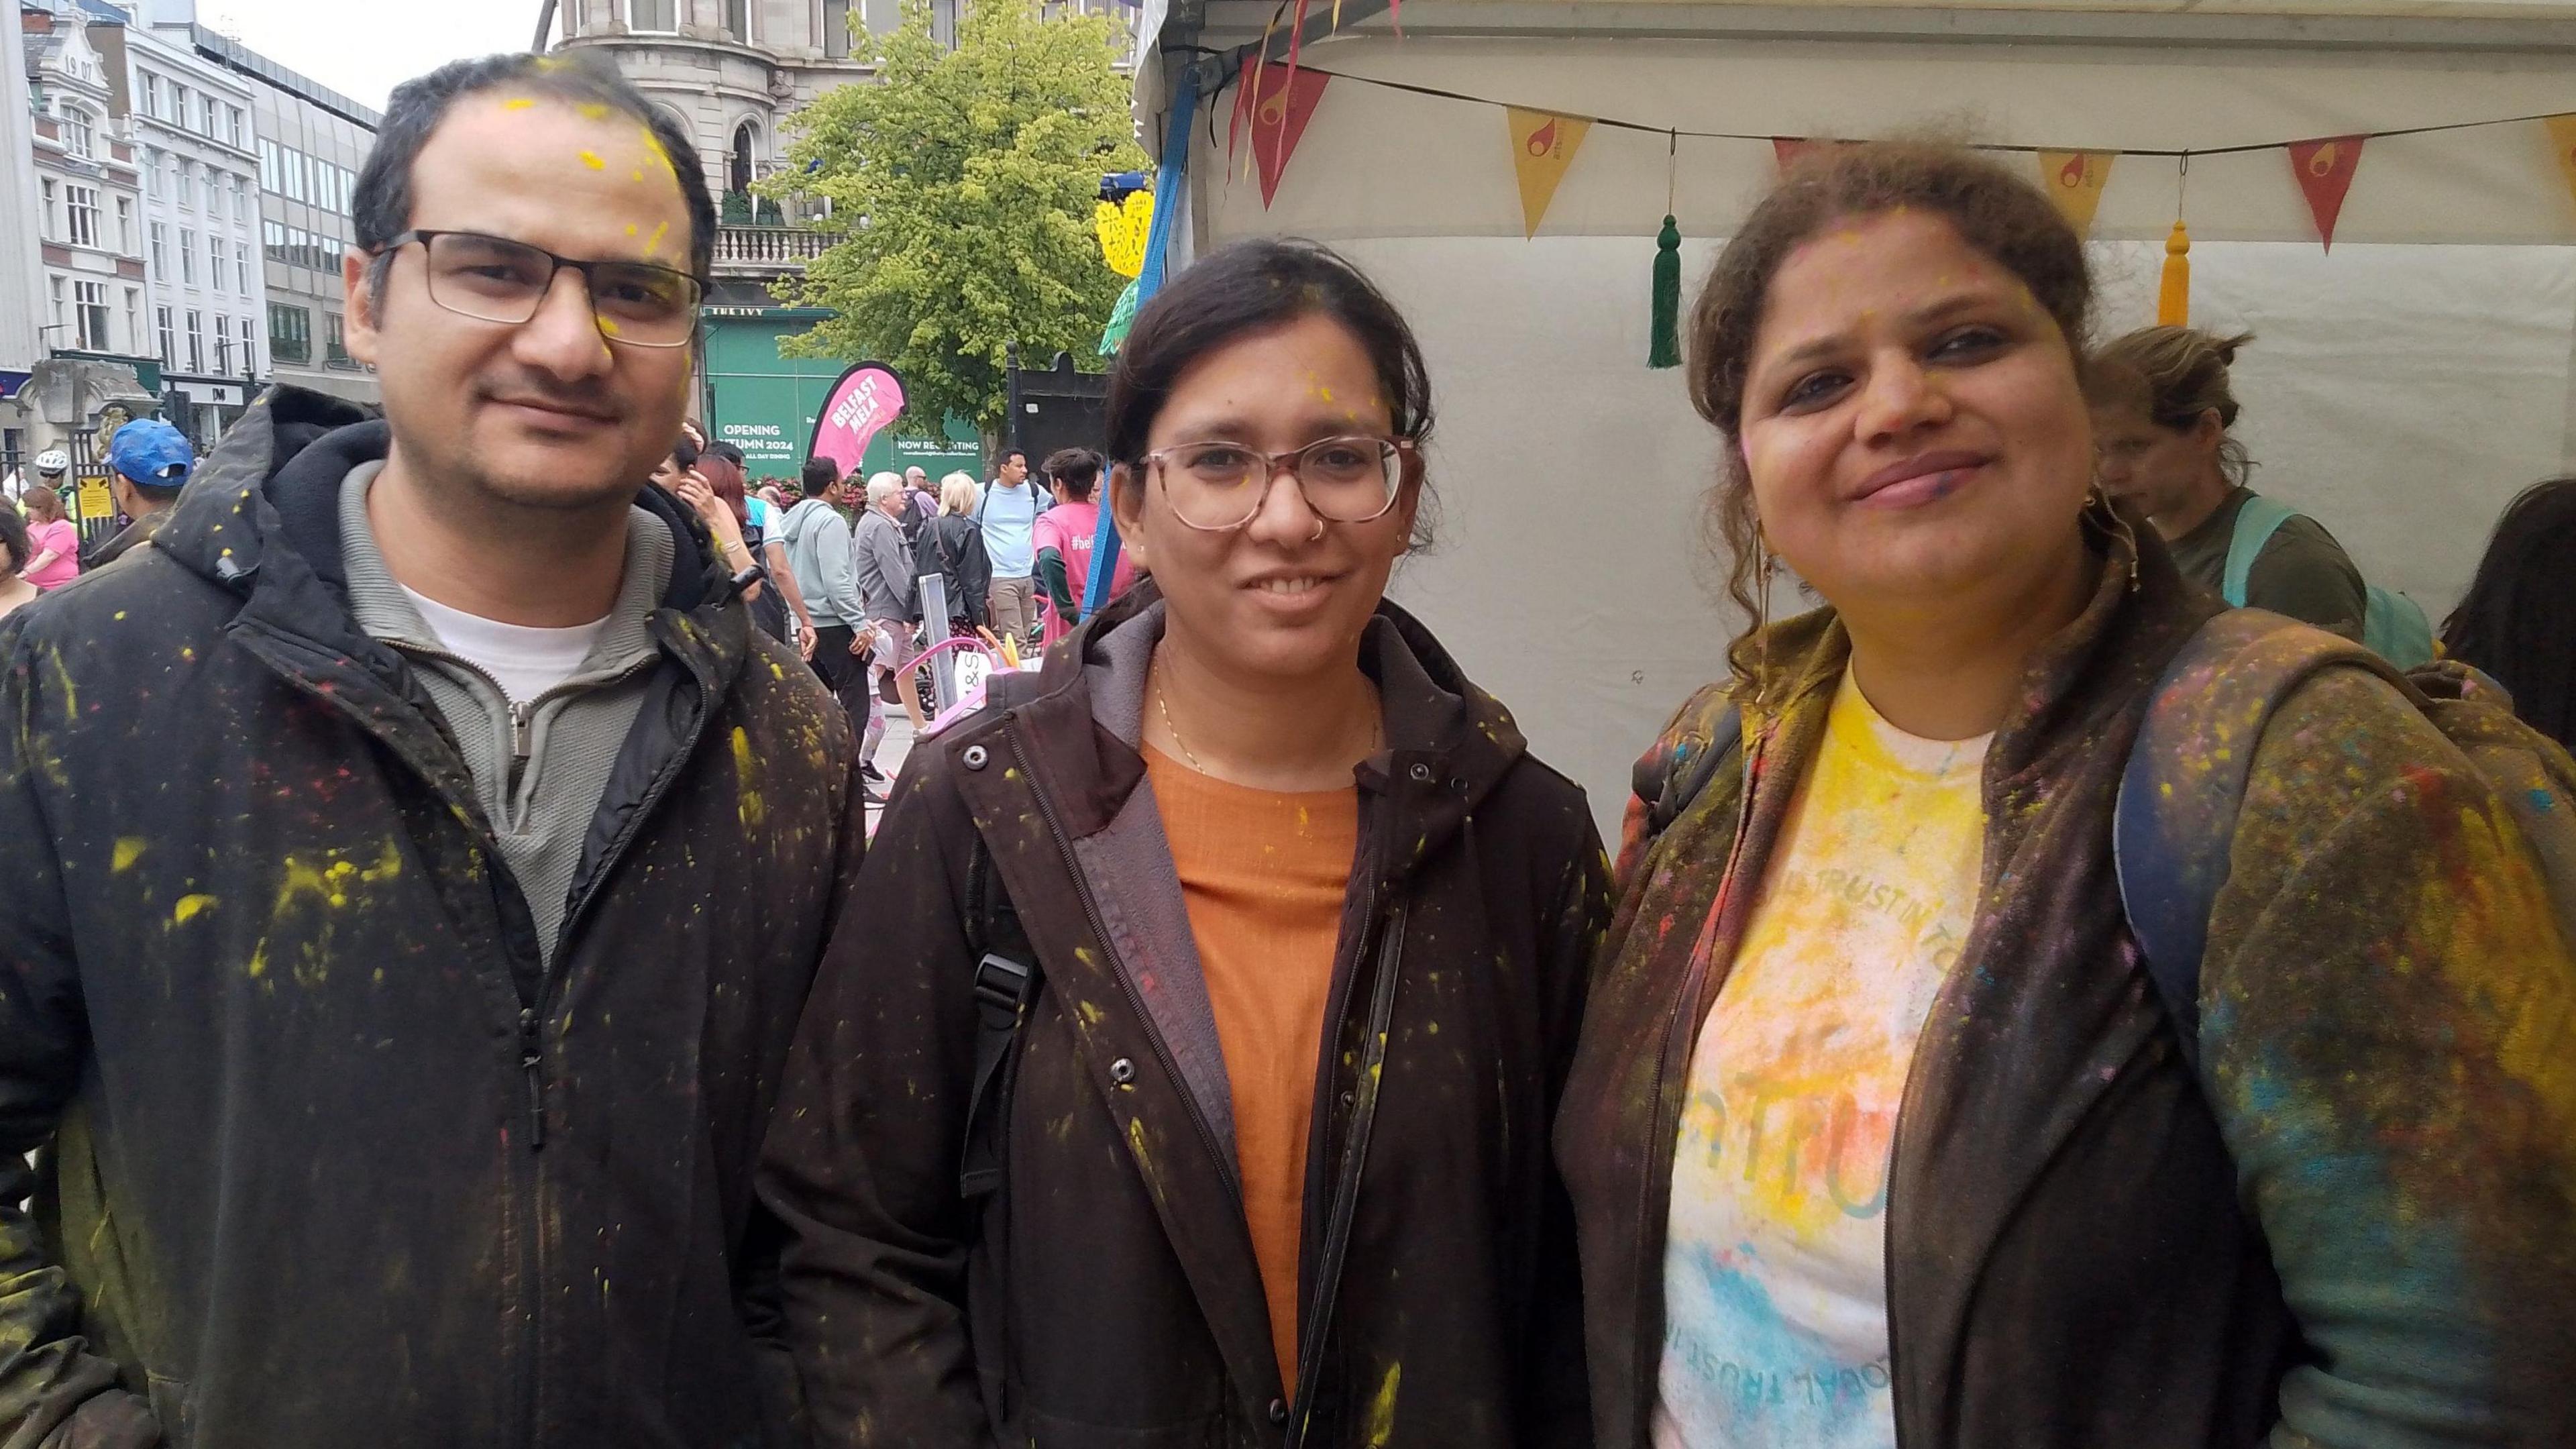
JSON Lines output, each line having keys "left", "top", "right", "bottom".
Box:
{"left": 761, "top": 585, "right": 1609, "bottom": 1446}
{"left": 0, "top": 389, "right": 866, "bottom": 1448}
{"left": 914, "top": 513, "right": 991, "bottom": 630}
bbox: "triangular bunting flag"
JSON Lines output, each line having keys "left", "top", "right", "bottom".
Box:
{"left": 2286, "top": 136, "right": 2365, "bottom": 252}
{"left": 1507, "top": 109, "right": 1591, "bottom": 238}
{"left": 1231, "top": 59, "right": 1331, "bottom": 209}
{"left": 2544, "top": 115, "right": 2576, "bottom": 219}
{"left": 2037, "top": 150, "right": 2115, "bottom": 237}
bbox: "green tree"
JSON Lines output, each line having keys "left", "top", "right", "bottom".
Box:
{"left": 768, "top": 0, "right": 1144, "bottom": 437}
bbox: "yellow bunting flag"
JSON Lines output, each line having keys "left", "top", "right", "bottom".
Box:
{"left": 1095, "top": 191, "right": 1153, "bottom": 279}
{"left": 2037, "top": 151, "right": 2115, "bottom": 237}
{"left": 1507, "top": 109, "right": 1591, "bottom": 238}
{"left": 2545, "top": 115, "right": 2576, "bottom": 219}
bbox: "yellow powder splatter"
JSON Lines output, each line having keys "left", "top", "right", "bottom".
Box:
{"left": 580, "top": 150, "right": 607, "bottom": 170}
{"left": 172, "top": 894, "right": 216, "bottom": 924}
{"left": 112, "top": 838, "right": 146, "bottom": 872}
{"left": 733, "top": 727, "right": 765, "bottom": 828}
{"left": 1364, "top": 1362, "right": 1403, "bottom": 1447}
{"left": 578, "top": 102, "right": 609, "bottom": 120}
{"left": 598, "top": 317, "right": 623, "bottom": 337}
{"left": 502, "top": 98, "right": 536, "bottom": 112}
{"left": 643, "top": 220, "right": 669, "bottom": 259}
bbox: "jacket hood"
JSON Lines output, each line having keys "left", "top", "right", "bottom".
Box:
{"left": 154, "top": 385, "right": 728, "bottom": 614}
{"left": 990, "top": 578, "right": 1539, "bottom": 881}
{"left": 1640, "top": 508, "right": 2208, "bottom": 806}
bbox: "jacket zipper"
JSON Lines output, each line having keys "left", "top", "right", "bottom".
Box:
{"left": 1285, "top": 893, "right": 1399, "bottom": 1449}
{"left": 1630, "top": 725, "right": 1766, "bottom": 1434}
{"left": 382, "top": 639, "right": 669, "bottom": 1449}
{"left": 1000, "top": 724, "right": 1244, "bottom": 1205}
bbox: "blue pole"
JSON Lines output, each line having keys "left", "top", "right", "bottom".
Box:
{"left": 1083, "top": 61, "right": 1200, "bottom": 619}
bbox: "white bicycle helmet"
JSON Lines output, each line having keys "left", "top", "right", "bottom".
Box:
{"left": 32, "top": 449, "right": 69, "bottom": 475}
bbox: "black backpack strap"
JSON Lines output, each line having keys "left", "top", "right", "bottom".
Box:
{"left": 957, "top": 669, "right": 1051, "bottom": 1202}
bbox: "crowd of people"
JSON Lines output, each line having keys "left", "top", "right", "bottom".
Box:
{"left": 0, "top": 43, "right": 2571, "bottom": 1449}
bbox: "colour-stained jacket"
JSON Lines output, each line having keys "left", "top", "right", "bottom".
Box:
{"left": 1558, "top": 523, "right": 2576, "bottom": 1449}
{"left": 760, "top": 584, "right": 1610, "bottom": 1447}
{"left": 0, "top": 388, "right": 867, "bottom": 1448}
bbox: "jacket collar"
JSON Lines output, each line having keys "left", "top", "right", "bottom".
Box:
{"left": 1734, "top": 513, "right": 2208, "bottom": 781}
{"left": 1006, "top": 579, "right": 1532, "bottom": 883}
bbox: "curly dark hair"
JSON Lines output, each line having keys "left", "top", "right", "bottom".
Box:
{"left": 1687, "top": 140, "right": 2094, "bottom": 698}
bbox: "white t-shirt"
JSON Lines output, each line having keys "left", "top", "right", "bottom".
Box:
{"left": 403, "top": 586, "right": 611, "bottom": 705}
{"left": 1654, "top": 669, "right": 1990, "bottom": 1449}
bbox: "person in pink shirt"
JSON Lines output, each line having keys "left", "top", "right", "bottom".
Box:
{"left": 17, "top": 484, "right": 81, "bottom": 590}
{"left": 1032, "top": 447, "right": 1139, "bottom": 645}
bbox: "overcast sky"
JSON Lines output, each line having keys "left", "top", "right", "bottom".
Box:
{"left": 195, "top": 0, "right": 547, "bottom": 111}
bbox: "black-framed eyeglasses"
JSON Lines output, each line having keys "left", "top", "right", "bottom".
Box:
{"left": 383, "top": 229, "right": 704, "bottom": 348}
{"left": 1142, "top": 435, "right": 1418, "bottom": 533}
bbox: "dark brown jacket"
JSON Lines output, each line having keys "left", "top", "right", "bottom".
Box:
{"left": 762, "top": 586, "right": 1610, "bottom": 1448}
{"left": 1558, "top": 526, "right": 2576, "bottom": 1448}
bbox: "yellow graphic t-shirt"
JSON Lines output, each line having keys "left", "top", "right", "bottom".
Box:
{"left": 1652, "top": 669, "right": 1990, "bottom": 1449}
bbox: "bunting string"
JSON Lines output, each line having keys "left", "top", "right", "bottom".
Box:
{"left": 1210, "top": 60, "right": 2576, "bottom": 164}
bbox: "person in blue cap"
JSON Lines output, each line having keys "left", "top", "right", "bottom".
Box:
{"left": 85, "top": 415, "right": 195, "bottom": 570}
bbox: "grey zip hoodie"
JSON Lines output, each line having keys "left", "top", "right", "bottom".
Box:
{"left": 337, "top": 460, "right": 674, "bottom": 959}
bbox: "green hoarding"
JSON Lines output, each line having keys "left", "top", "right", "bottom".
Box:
{"left": 701, "top": 313, "right": 981, "bottom": 480}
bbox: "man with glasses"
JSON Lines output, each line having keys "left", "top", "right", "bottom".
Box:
{"left": 0, "top": 51, "right": 862, "bottom": 1448}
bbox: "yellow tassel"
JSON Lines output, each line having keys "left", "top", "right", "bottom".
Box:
{"left": 2156, "top": 219, "right": 2191, "bottom": 326}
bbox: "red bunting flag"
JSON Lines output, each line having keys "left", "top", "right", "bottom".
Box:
{"left": 2286, "top": 136, "right": 2366, "bottom": 252}
{"left": 1231, "top": 58, "right": 1332, "bottom": 209}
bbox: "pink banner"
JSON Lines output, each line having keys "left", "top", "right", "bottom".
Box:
{"left": 807, "top": 363, "right": 907, "bottom": 478}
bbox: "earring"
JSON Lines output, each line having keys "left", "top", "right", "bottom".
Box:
{"left": 1755, "top": 533, "right": 1778, "bottom": 702}
{"left": 2086, "top": 484, "right": 2142, "bottom": 594}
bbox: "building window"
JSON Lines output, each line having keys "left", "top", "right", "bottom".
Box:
{"left": 168, "top": 84, "right": 189, "bottom": 126}
{"left": 180, "top": 229, "right": 197, "bottom": 286}
{"left": 263, "top": 218, "right": 284, "bottom": 263}
{"left": 731, "top": 123, "right": 758, "bottom": 196}
{"left": 156, "top": 306, "right": 175, "bottom": 364}
{"left": 629, "top": 0, "right": 678, "bottom": 32}
{"left": 215, "top": 315, "right": 232, "bottom": 374}
{"left": 211, "top": 244, "right": 228, "bottom": 293}
{"left": 258, "top": 138, "right": 278, "bottom": 191}
{"left": 75, "top": 282, "right": 110, "bottom": 352}
{"left": 40, "top": 180, "right": 58, "bottom": 240}
{"left": 200, "top": 94, "right": 219, "bottom": 137}
{"left": 124, "top": 288, "right": 142, "bottom": 353}
{"left": 115, "top": 197, "right": 135, "bottom": 256}
{"left": 203, "top": 170, "right": 221, "bottom": 217}
{"left": 325, "top": 313, "right": 348, "bottom": 365}
{"left": 48, "top": 277, "right": 65, "bottom": 335}
{"left": 726, "top": 0, "right": 749, "bottom": 40}
{"left": 226, "top": 105, "right": 246, "bottom": 148}
{"left": 242, "top": 315, "right": 257, "bottom": 368}
{"left": 66, "top": 186, "right": 100, "bottom": 249}
{"left": 268, "top": 303, "right": 311, "bottom": 365}
{"left": 176, "top": 160, "right": 194, "bottom": 211}
{"left": 62, "top": 107, "right": 95, "bottom": 160}
{"left": 151, "top": 222, "right": 168, "bottom": 273}
{"left": 186, "top": 311, "right": 205, "bottom": 372}
{"left": 236, "top": 241, "right": 251, "bottom": 294}
{"left": 142, "top": 72, "right": 162, "bottom": 119}
{"left": 143, "top": 146, "right": 160, "bottom": 198}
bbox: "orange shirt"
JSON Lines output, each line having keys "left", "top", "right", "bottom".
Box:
{"left": 1144, "top": 746, "right": 1360, "bottom": 1387}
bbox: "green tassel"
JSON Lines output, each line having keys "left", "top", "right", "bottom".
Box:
{"left": 1648, "top": 215, "right": 1682, "bottom": 369}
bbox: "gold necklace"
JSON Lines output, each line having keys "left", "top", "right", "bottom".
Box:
{"left": 1152, "top": 667, "right": 1385, "bottom": 775}
{"left": 1152, "top": 673, "right": 1207, "bottom": 771}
